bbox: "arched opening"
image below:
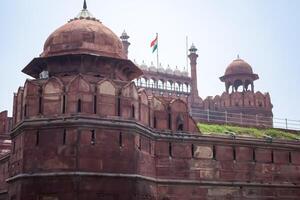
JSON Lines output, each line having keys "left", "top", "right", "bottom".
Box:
{"left": 62, "top": 95, "right": 66, "bottom": 114}
{"left": 93, "top": 95, "right": 97, "bottom": 114}
{"left": 176, "top": 114, "right": 184, "bottom": 131}
{"left": 166, "top": 81, "right": 172, "bottom": 91}
{"left": 169, "top": 142, "right": 172, "bottom": 157}
{"left": 187, "top": 84, "right": 191, "bottom": 93}
{"left": 182, "top": 83, "right": 188, "bottom": 93}
{"left": 233, "top": 79, "right": 243, "bottom": 92}
{"left": 131, "top": 104, "right": 135, "bottom": 118}
{"left": 177, "top": 123, "right": 184, "bottom": 131}
{"left": 117, "top": 91, "right": 121, "bottom": 116}
{"left": 158, "top": 80, "right": 164, "bottom": 89}
{"left": 77, "top": 99, "right": 82, "bottom": 113}
{"left": 24, "top": 104, "right": 27, "bottom": 118}
{"left": 245, "top": 80, "right": 252, "bottom": 91}
{"left": 140, "top": 77, "right": 147, "bottom": 87}
{"left": 168, "top": 113, "right": 172, "bottom": 129}
{"left": 174, "top": 82, "right": 180, "bottom": 91}
{"left": 167, "top": 106, "right": 172, "bottom": 130}
{"left": 91, "top": 130, "right": 95, "bottom": 145}
{"left": 119, "top": 132, "right": 123, "bottom": 147}
{"left": 153, "top": 116, "right": 157, "bottom": 128}
{"left": 149, "top": 78, "right": 155, "bottom": 88}
{"left": 63, "top": 129, "right": 67, "bottom": 145}
{"left": 191, "top": 144, "right": 195, "bottom": 158}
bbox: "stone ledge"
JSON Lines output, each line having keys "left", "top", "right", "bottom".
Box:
{"left": 6, "top": 171, "right": 300, "bottom": 188}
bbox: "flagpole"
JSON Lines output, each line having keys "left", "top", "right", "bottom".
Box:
{"left": 156, "top": 33, "right": 159, "bottom": 68}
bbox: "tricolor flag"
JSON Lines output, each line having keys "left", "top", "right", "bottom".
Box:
{"left": 150, "top": 34, "right": 158, "bottom": 53}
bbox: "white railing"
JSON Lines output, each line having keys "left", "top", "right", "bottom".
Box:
{"left": 191, "top": 109, "right": 300, "bottom": 131}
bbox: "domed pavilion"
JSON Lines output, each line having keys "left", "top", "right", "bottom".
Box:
{"left": 220, "top": 55, "right": 259, "bottom": 93}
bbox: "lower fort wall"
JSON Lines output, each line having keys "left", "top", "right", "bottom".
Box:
{"left": 3, "top": 118, "right": 300, "bottom": 200}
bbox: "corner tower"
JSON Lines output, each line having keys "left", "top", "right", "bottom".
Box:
{"left": 22, "top": 1, "right": 142, "bottom": 81}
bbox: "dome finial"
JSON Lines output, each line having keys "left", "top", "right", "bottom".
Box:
{"left": 237, "top": 54, "right": 240, "bottom": 59}
{"left": 83, "top": 0, "right": 87, "bottom": 10}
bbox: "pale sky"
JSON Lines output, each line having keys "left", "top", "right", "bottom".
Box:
{"left": 0, "top": 0, "right": 299, "bottom": 121}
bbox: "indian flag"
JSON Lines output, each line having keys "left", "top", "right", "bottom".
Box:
{"left": 150, "top": 34, "right": 158, "bottom": 53}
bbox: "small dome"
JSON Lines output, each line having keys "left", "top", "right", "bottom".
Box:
{"left": 157, "top": 64, "right": 165, "bottom": 73}
{"left": 42, "top": 6, "right": 125, "bottom": 59}
{"left": 174, "top": 67, "right": 181, "bottom": 76}
{"left": 148, "top": 62, "right": 156, "bottom": 72}
{"left": 139, "top": 61, "right": 148, "bottom": 70}
{"left": 225, "top": 58, "right": 253, "bottom": 76}
{"left": 181, "top": 71, "right": 189, "bottom": 77}
{"left": 165, "top": 65, "right": 173, "bottom": 74}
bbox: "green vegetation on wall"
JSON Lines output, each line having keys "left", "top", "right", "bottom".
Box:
{"left": 198, "top": 123, "right": 300, "bottom": 140}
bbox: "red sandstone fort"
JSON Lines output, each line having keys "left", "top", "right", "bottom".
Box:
{"left": 0, "top": 1, "right": 299, "bottom": 200}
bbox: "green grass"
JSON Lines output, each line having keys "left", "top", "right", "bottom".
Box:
{"left": 198, "top": 123, "right": 300, "bottom": 140}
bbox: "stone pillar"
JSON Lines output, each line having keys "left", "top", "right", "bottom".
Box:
{"left": 251, "top": 83, "right": 254, "bottom": 92}
{"left": 188, "top": 44, "right": 199, "bottom": 102}
{"left": 120, "top": 31, "right": 130, "bottom": 59}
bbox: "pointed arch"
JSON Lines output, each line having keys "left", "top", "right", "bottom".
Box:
{"left": 15, "top": 87, "right": 24, "bottom": 123}
{"left": 169, "top": 99, "right": 190, "bottom": 131}
{"left": 151, "top": 97, "right": 168, "bottom": 129}
{"left": 97, "top": 79, "right": 116, "bottom": 96}
{"left": 43, "top": 77, "right": 64, "bottom": 115}
{"left": 67, "top": 75, "right": 91, "bottom": 93}
{"left": 66, "top": 75, "right": 93, "bottom": 114}
{"left": 255, "top": 91, "right": 265, "bottom": 108}
{"left": 231, "top": 92, "right": 243, "bottom": 107}
{"left": 96, "top": 79, "right": 117, "bottom": 116}
{"left": 23, "top": 80, "right": 41, "bottom": 117}
{"left": 121, "top": 82, "right": 139, "bottom": 119}
{"left": 122, "top": 82, "right": 138, "bottom": 100}
{"left": 221, "top": 92, "right": 230, "bottom": 107}
{"left": 213, "top": 95, "right": 221, "bottom": 110}
{"left": 138, "top": 89, "right": 149, "bottom": 125}
{"left": 244, "top": 91, "right": 255, "bottom": 107}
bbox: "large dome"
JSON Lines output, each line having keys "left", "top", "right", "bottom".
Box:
{"left": 225, "top": 58, "right": 253, "bottom": 76}
{"left": 22, "top": 2, "right": 143, "bottom": 81}
{"left": 41, "top": 7, "right": 125, "bottom": 59}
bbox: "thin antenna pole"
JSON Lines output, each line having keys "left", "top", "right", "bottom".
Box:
{"left": 83, "top": 0, "right": 87, "bottom": 10}
{"left": 156, "top": 33, "right": 159, "bottom": 68}
{"left": 186, "top": 36, "right": 189, "bottom": 74}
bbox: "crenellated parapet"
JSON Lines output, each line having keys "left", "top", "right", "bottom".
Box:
{"left": 203, "top": 91, "right": 273, "bottom": 112}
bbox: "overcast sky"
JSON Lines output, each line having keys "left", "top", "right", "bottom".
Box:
{"left": 0, "top": 0, "right": 299, "bottom": 121}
